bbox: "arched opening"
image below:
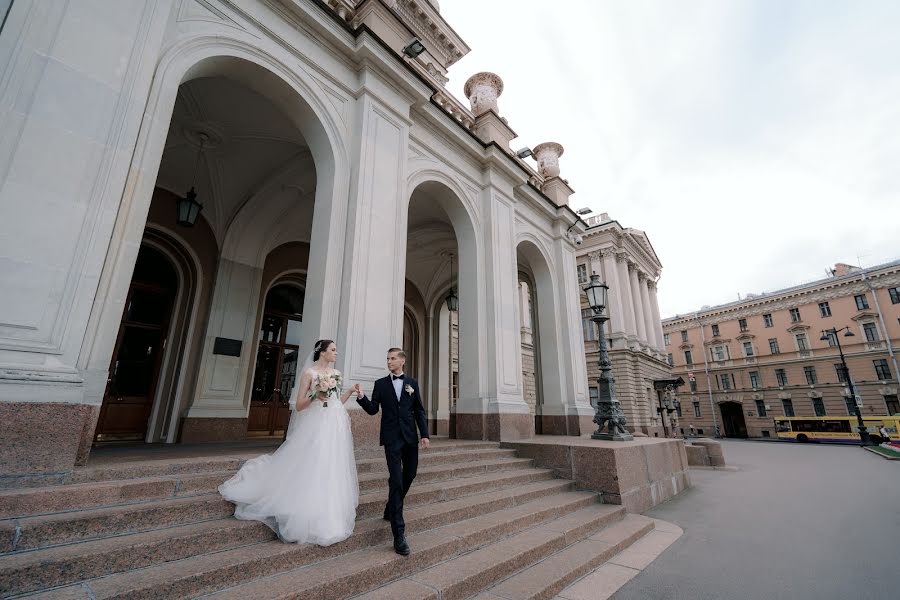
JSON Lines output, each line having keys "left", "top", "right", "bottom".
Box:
{"left": 95, "top": 245, "right": 178, "bottom": 443}
{"left": 720, "top": 402, "right": 748, "bottom": 438}
{"left": 516, "top": 240, "right": 565, "bottom": 434}
{"left": 405, "top": 178, "right": 479, "bottom": 438}
{"left": 247, "top": 283, "right": 305, "bottom": 436}
{"left": 82, "top": 49, "right": 346, "bottom": 455}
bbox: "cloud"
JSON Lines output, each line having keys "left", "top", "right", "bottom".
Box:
{"left": 441, "top": 0, "right": 900, "bottom": 317}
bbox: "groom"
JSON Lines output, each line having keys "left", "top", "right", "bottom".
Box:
{"left": 356, "top": 347, "right": 430, "bottom": 555}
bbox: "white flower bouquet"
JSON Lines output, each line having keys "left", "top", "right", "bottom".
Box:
{"left": 308, "top": 371, "right": 342, "bottom": 407}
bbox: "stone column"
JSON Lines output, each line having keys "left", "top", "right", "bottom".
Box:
{"left": 648, "top": 280, "right": 666, "bottom": 351}
{"left": 616, "top": 253, "right": 638, "bottom": 340}
{"left": 600, "top": 250, "right": 626, "bottom": 338}
{"left": 639, "top": 273, "right": 657, "bottom": 350}
{"left": 0, "top": 1, "right": 171, "bottom": 477}
{"left": 629, "top": 263, "right": 649, "bottom": 344}
{"left": 183, "top": 259, "right": 264, "bottom": 441}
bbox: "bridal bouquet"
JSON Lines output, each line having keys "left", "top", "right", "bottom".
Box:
{"left": 308, "top": 371, "right": 342, "bottom": 407}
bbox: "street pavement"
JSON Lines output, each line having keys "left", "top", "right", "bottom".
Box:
{"left": 611, "top": 440, "right": 900, "bottom": 600}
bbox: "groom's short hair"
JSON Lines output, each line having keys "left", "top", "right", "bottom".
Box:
{"left": 388, "top": 347, "right": 406, "bottom": 359}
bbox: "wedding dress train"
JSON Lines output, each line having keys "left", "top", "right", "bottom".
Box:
{"left": 218, "top": 386, "right": 359, "bottom": 546}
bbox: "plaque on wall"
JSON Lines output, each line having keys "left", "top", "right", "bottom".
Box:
{"left": 213, "top": 337, "right": 242, "bottom": 357}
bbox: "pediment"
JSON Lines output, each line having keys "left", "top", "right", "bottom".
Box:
{"left": 851, "top": 311, "right": 878, "bottom": 322}
{"left": 786, "top": 324, "right": 810, "bottom": 333}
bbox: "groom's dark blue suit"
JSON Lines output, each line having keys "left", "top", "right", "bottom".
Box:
{"left": 356, "top": 374, "right": 429, "bottom": 543}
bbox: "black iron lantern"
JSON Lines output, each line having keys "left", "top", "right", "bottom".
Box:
{"left": 445, "top": 253, "right": 458, "bottom": 311}
{"left": 176, "top": 186, "right": 203, "bottom": 227}
{"left": 582, "top": 273, "right": 609, "bottom": 313}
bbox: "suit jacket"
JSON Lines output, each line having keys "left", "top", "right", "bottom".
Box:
{"left": 356, "top": 375, "right": 429, "bottom": 446}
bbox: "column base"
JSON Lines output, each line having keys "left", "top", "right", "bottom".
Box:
{"left": 180, "top": 417, "right": 248, "bottom": 443}
{"left": 456, "top": 412, "right": 534, "bottom": 441}
{"left": 349, "top": 408, "right": 381, "bottom": 450}
{"left": 0, "top": 402, "right": 99, "bottom": 478}
{"left": 538, "top": 414, "right": 598, "bottom": 437}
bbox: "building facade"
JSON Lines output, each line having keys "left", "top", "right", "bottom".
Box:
{"left": 0, "top": 0, "right": 597, "bottom": 480}
{"left": 574, "top": 214, "right": 676, "bottom": 437}
{"left": 663, "top": 262, "right": 900, "bottom": 439}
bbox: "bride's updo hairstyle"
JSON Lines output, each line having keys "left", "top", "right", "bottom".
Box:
{"left": 313, "top": 339, "right": 334, "bottom": 361}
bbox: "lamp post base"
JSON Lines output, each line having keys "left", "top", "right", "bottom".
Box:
{"left": 592, "top": 431, "right": 634, "bottom": 442}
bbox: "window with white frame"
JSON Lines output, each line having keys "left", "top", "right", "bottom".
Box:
{"left": 693, "top": 402, "right": 701, "bottom": 417}
{"left": 711, "top": 323, "right": 720, "bottom": 337}
{"left": 743, "top": 341, "right": 754, "bottom": 357}
{"left": 818, "top": 302, "right": 832, "bottom": 317}
{"left": 795, "top": 333, "right": 809, "bottom": 351}
{"left": 775, "top": 368, "right": 788, "bottom": 387}
{"left": 749, "top": 371, "right": 760, "bottom": 388}
{"left": 824, "top": 332, "right": 837, "bottom": 347}
{"left": 890, "top": 287, "right": 900, "bottom": 305}
{"left": 804, "top": 366, "right": 817, "bottom": 385}
{"left": 782, "top": 399, "right": 795, "bottom": 417}
{"left": 681, "top": 330, "right": 689, "bottom": 343}
{"left": 763, "top": 313, "right": 773, "bottom": 327}
{"left": 719, "top": 373, "right": 732, "bottom": 390}
{"left": 769, "top": 338, "right": 780, "bottom": 354}
{"left": 863, "top": 322, "right": 879, "bottom": 342}
{"left": 589, "top": 386, "right": 599, "bottom": 407}
{"left": 684, "top": 350, "right": 694, "bottom": 365}
{"left": 577, "top": 264, "right": 588, "bottom": 284}
{"left": 874, "top": 359, "right": 892, "bottom": 381}
{"left": 755, "top": 399, "right": 767, "bottom": 417}
{"left": 812, "top": 398, "right": 826, "bottom": 416}
{"left": 711, "top": 345, "right": 728, "bottom": 361}
{"left": 738, "top": 318, "right": 748, "bottom": 332}
{"left": 667, "top": 353, "right": 674, "bottom": 366}
{"left": 789, "top": 308, "right": 801, "bottom": 323}
{"left": 835, "top": 363, "right": 848, "bottom": 383}
{"left": 855, "top": 294, "right": 869, "bottom": 310}
{"left": 581, "top": 308, "right": 597, "bottom": 341}
{"left": 664, "top": 333, "right": 671, "bottom": 346}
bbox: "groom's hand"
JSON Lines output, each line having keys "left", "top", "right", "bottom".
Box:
{"left": 420, "top": 437, "right": 430, "bottom": 450}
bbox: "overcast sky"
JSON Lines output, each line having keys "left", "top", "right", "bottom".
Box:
{"left": 439, "top": 0, "right": 900, "bottom": 318}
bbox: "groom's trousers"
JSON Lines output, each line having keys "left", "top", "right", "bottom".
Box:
{"left": 385, "top": 439, "right": 419, "bottom": 538}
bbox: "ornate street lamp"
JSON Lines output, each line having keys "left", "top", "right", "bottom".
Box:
{"left": 445, "top": 253, "right": 458, "bottom": 312}
{"left": 176, "top": 134, "right": 206, "bottom": 227}
{"left": 582, "top": 273, "right": 633, "bottom": 441}
{"left": 820, "top": 327, "right": 872, "bottom": 445}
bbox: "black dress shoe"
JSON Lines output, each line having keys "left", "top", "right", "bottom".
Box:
{"left": 393, "top": 536, "right": 410, "bottom": 556}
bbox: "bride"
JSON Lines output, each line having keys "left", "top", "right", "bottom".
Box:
{"left": 218, "top": 339, "right": 362, "bottom": 546}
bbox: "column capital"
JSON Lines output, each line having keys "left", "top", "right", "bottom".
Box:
{"left": 587, "top": 250, "right": 603, "bottom": 261}
{"left": 615, "top": 251, "right": 628, "bottom": 264}
{"left": 637, "top": 271, "right": 648, "bottom": 283}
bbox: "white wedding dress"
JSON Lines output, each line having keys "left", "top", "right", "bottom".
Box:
{"left": 218, "top": 369, "right": 359, "bottom": 546}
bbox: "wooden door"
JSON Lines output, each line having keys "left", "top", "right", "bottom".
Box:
{"left": 95, "top": 247, "right": 176, "bottom": 442}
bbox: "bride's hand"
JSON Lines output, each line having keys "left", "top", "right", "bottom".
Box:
{"left": 354, "top": 384, "right": 362, "bottom": 396}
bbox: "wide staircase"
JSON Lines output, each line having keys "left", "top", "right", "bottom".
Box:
{"left": 0, "top": 439, "right": 658, "bottom": 599}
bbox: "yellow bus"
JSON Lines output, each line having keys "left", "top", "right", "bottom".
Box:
{"left": 774, "top": 415, "right": 900, "bottom": 444}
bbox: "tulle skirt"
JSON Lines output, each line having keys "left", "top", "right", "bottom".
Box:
{"left": 218, "top": 396, "right": 359, "bottom": 546}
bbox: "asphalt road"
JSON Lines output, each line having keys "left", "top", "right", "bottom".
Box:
{"left": 611, "top": 440, "right": 900, "bottom": 600}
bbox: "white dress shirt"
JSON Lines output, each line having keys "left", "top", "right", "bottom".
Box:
{"left": 391, "top": 373, "right": 404, "bottom": 401}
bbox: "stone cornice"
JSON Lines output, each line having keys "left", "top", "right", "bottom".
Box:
{"left": 385, "top": 0, "right": 470, "bottom": 67}
{"left": 663, "top": 265, "right": 900, "bottom": 326}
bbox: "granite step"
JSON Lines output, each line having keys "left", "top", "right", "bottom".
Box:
{"left": 479, "top": 514, "right": 656, "bottom": 600}
{"left": 1, "top": 467, "right": 558, "bottom": 554}
{"left": 357, "top": 457, "right": 534, "bottom": 492}
{"left": 355, "top": 448, "right": 518, "bottom": 474}
{"left": 1, "top": 495, "right": 235, "bottom": 553}
{"left": 0, "top": 471, "right": 236, "bottom": 519}
{"left": 355, "top": 467, "right": 556, "bottom": 520}
{"left": 0, "top": 518, "right": 274, "bottom": 596}
{"left": 21, "top": 489, "right": 598, "bottom": 599}
{"left": 203, "top": 498, "right": 620, "bottom": 600}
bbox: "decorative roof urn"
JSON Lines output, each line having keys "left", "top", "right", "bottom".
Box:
{"left": 464, "top": 72, "right": 504, "bottom": 117}
{"left": 533, "top": 142, "right": 564, "bottom": 179}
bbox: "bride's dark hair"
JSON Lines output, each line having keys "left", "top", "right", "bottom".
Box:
{"left": 313, "top": 339, "right": 334, "bottom": 362}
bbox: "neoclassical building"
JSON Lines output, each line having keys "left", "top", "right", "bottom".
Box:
{"left": 0, "top": 0, "right": 595, "bottom": 479}
{"left": 573, "top": 214, "right": 675, "bottom": 437}
{"left": 663, "top": 261, "right": 900, "bottom": 439}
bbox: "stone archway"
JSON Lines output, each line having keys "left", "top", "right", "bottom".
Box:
{"left": 79, "top": 45, "right": 350, "bottom": 454}
{"left": 719, "top": 401, "right": 748, "bottom": 438}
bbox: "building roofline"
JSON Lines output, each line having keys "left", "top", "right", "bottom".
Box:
{"left": 662, "top": 257, "right": 900, "bottom": 324}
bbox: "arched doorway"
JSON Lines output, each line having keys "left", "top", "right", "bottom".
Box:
{"left": 247, "top": 284, "right": 304, "bottom": 436}
{"left": 720, "top": 402, "right": 748, "bottom": 438}
{"left": 95, "top": 246, "right": 178, "bottom": 442}
{"left": 517, "top": 274, "right": 543, "bottom": 432}
{"left": 403, "top": 307, "right": 419, "bottom": 381}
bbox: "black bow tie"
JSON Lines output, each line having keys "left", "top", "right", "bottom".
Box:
{"left": 392, "top": 375, "right": 404, "bottom": 381}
